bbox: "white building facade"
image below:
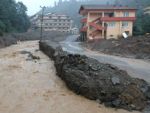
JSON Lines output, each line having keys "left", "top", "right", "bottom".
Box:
{"left": 30, "top": 13, "right": 76, "bottom": 33}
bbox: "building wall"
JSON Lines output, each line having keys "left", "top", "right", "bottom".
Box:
{"left": 42, "top": 15, "right": 72, "bottom": 32}
{"left": 120, "top": 21, "right": 133, "bottom": 36}
{"left": 94, "top": 32, "right": 102, "bottom": 39}
{"left": 115, "top": 11, "right": 136, "bottom": 17}
{"left": 81, "top": 10, "right": 135, "bottom": 40}
{"left": 32, "top": 13, "right": 73, "bottom": 33}
{"left": 88, "top": 12, "right": 103, "bottom": 22}
{"left": 106, "top": 22, "right": 120, "bottom": 39}
{"left": 106, "top": 21, "right": 133, "bottom": 39}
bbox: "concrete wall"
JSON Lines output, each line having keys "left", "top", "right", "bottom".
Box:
{"left": 106, "top": 21, "right": 133, "bottom": 39}
{"left": 82, "top": 10, "right": 135, "bottom": 40}
{"left": 115, "top": 11, "right": 136, "bottom": 17}
{"left": 88, "top": 11, "right": 103, "bottom": 22}
{"left": 106, "top": 22, "right": 120, "bottom": 39}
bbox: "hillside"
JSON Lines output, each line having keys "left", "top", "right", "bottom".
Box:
{"left": 43, "top": 0, "right": 115, "bottom": 27}
{"left": 41, "top": 0, "right": 150, "bottom": 35}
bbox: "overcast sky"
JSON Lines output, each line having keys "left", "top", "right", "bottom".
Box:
{"left": 16, "top": 0, "right": 58, "bottom": 16}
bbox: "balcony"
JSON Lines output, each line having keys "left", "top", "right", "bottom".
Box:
{"left": 81, "top": 18, "right": 87, "bottom": 23}
{"left": 80, "top": 26, "right": 88, "bottom": 32}
{"left": 89, "top": 22, "right": 106, "bottom": 30}
{"left": 101, "top": 17, "right": 136, "bottom": 21}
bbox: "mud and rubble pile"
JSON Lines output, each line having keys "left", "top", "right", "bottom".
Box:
{"left": 40, "top": 41, "right": 150, "bottom": 111}
{"left": 84, "top": 35, "right": 150, "bottom": 59}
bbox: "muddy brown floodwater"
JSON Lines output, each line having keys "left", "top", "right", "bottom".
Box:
{"left": 0, "top": 41, "right": 140, "bottom": 113}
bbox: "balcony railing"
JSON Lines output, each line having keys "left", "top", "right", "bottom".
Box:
{"left": 81, "top": 18, "right": 87, "bottom": 23}
{"left": 101, "top": 17, "right": 136, "bottom": 21}
{"left": 89, "top": 22, "right": 105, "bottom": 30}
{"left": 80, "top": 26, "right": 88, "bottom": 32}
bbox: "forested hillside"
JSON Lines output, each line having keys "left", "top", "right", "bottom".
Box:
{"left": 44, "top": 0, "right": 150, "bottom": 35}
{"left": 0, "top": 0, "right": 30, "bottom": 35}
{"left": 115, "top": 0, "right": 150, "bottom": 7}
{"left": 44, "top": 0, "right": 115, "bottom": 27}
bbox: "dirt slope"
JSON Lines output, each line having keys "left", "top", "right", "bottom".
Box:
{"left": 0, "top": 41, "right": 139, "bottom": 113}
{"left": 84, "top": 35, "right": 150, "bottom": 59}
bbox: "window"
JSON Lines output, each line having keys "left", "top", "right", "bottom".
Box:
{"left": 123, "top": 12, "right": 129, "bottom": 17}
{"left": 104, "top": 12, "right": 115, "bottom": 17}
{"left": 108, "top": 22, "right": 116, "bottom": 27}
{"left": 122, "top": 21, "right": 128, "bottom": 28}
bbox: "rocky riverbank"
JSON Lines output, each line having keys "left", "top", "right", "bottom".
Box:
{"left": 39, "top": 40, "right": 150, "bottom": 112}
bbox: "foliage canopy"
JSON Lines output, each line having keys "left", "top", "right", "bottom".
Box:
{"left": 0, "top": 0, "right": 30, "bottom": 35}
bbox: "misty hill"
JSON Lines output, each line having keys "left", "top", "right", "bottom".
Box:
{"left": 37, "top": 0, "right": 150, "bottom": 35}
{"left": 42, "top": 0, "right": 150, "bottom": 27}
{"left": 43, "top": 0, "right": 115, "bottom": 27}
{"left": 115, "top": 0, "right": 150, "bottom": 8}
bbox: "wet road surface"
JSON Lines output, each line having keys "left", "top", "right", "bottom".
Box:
{"left": 60, "top": 35, "right": 150, "bottom": 83}
{"left": 0, "top": 41, "right": 139, "bottom": 113}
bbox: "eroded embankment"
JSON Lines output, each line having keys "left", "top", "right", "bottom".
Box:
{"left": 39, "top": 41, "right": 150, "bottom": 112}
{"left": 83, "top": 35, "right": 150, "bottom": 60}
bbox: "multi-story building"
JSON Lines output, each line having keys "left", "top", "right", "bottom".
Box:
{"left": 79, "top": 5, "right": 136, "bottom": 41}
{"left": 30, "top": 13, "right": 74, "bottom": 33}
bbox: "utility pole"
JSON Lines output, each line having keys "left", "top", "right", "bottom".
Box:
{"left": 40, "top": 6, "right": 46, "bottom": 42}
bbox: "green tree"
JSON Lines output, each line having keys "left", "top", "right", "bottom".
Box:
{"left": 15, "top": 2, "right": 30, "bottom": 32}
{"left": 0, "top": 0, "right": 30, "bottom": 34}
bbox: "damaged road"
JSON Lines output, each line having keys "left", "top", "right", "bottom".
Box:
{"left": 60, "top": 35, "right": 150, "bottom": 83}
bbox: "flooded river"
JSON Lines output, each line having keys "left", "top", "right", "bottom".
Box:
{"left": 0, "top": 41, "right": 140, "bottom": 113}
